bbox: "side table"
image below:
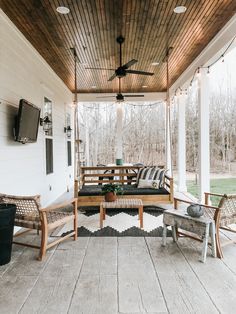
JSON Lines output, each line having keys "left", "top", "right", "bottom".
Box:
{"left": 100, "top": 198, "right": 143, "bottom": 229}
{"left": 162, "top": 208, "right": 216, "bottom": 263}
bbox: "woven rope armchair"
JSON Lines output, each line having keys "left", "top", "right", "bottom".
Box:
{"left": 174, "top": 192, "right": 236, "bottom": 258}
{"left": 0, "top": 193, "right": 78, "bottom": 261}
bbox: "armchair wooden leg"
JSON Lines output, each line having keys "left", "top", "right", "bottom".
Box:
{"left": 74, "top": 215, "right": 78, "bottom": 241}
{"left": 74, "top": 199, "right": 78, "bottom": 241}
{"left": 215, "top": 229, "right": 223, "bottom": 258}
{"left": 38, "top": 228, "right": 48, "bottom": 261}
{"left": 38, "top": 212, "right": 48, "bottom": 261}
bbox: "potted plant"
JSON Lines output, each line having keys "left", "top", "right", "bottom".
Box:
{"left": 101, "top": 183, "right": 123, "bottom": 202}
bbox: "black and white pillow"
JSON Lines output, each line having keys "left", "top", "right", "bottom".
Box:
{"left": 136, "top": 167, "right": 167, "bottom": 188}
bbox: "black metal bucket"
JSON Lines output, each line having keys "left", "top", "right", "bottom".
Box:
{"left": 0, "top": 203, "right": 16, "bottom": 266}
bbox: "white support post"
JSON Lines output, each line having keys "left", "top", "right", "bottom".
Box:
{"left": 116, "top": 103, "right": 123, "bottom": 163}
{"left": 177, "top": 94, "right": 187, "bottom": 192}
{"left": 85, "top": 111, "right": 90, "bottom": 166}
{"left": 197, "top": 68, "right": 210, "bottom": 202}
{"left": 165, "top": 102, "right": 172, "bottom": 175}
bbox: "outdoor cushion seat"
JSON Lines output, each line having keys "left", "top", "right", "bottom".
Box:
{"left": 78, "top": 185, "right": 170, "bottom": 196}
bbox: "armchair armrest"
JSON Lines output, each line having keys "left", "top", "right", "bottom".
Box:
{"left": 174, "top": 197, "right": 219, "bottom": 211}
{"left": 204, "top": 192, "right": 226, "bottom": 197}
{"left": 40, "top": 198, "right": 78, "bottom": 214}
{"left": 204, "top": 192, "right": 227, "bottom": 205}
{"left": 174, "top": 197, "right": 193, "bottom": 209}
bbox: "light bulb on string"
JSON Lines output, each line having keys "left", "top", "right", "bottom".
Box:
{"left": 174, "top": 92, "right": 177, "bottom": 101}
{"left": 196, "top": 67, "right": 200, "bottom": 76}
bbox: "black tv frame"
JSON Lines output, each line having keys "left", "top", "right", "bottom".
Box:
{"left": 14, "top": 99, "right": 41, "bottom": 144}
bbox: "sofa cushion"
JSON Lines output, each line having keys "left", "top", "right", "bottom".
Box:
{"left": 78, "top": 185, "right": 169, "bottom": 196}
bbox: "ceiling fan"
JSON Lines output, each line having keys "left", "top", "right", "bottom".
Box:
{"left": 96, "top": 77, "right": 144, "bottom": 102}
{"left": 85, "top": 35, "right": 154, "bottom": 81}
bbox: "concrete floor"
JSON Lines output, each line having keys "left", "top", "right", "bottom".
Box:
{"left": 0, "top": 229, "right": 236, "bottom": 314}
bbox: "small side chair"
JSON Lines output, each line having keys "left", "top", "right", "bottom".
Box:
{"left": 0, "top": 193, "right": 78, "bottom": 260}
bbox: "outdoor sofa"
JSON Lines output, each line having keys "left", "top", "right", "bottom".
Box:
{"left": 77, "top": 165, "right": 174, "bottom": 207}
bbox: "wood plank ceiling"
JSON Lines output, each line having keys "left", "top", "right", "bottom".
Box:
{"left": 1, "top": 0, "right": 236, "bottom": 94}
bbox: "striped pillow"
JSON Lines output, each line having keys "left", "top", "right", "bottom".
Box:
{"left": 136, "top": 167, "right": 167, "bottom": 188}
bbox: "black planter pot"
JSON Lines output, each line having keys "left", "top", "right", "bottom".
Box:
{"left": 0, "top": 203, "right": 16, "bottom": 266}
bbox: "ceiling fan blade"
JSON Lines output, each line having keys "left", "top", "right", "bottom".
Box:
{"left": 85, "top": 67, "right": 115, "bottom": 70}
{"left": 108, "top": 73, "right": 117, "bottom": 81}
{"left": 123, "top": 59, "right": 138, "bottom": 69}
{"left": 124, "top": 95, "right": 144, "bottom": 97}
{"left": 96, "top": 96, "right": 115, "bottom": 98}
{"left": 126, "top": 70, "right": 154, "bottom": 76}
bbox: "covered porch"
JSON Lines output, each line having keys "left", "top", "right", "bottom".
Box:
{"left": 1, "top": 1, "right": 236, "bottom": 313}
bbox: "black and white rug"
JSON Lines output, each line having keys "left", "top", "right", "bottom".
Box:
{"left": 54, "top": 207, "right": 172, "bottom": 237}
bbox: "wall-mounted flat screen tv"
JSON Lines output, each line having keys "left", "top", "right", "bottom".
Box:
{"left": 14, "top": 99, "right": 41, "bottom": 144}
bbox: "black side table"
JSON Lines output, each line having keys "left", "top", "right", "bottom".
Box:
{"left": 0, "top": 203, "right": 16, "bottom": 265}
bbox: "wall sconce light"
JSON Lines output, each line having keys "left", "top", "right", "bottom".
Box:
{"left": 64, "top": 126, "right": 72, "bottom": 138}
{"left": 40, "top": 116, "right": 52, "bottom": 134}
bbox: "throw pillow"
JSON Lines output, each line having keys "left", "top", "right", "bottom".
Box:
{"left": 137, "top": 179, "right": 160, "bottom": 189}
{"left": 136, "top": 166, "right": 167, "bottom": 188}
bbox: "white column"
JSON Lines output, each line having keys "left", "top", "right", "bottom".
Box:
{"left": 85, "top": 111, "right": 90, "bottom": 166}
{"left": 197, "top": 68, "right": 210, "bottom": 202}
{"left": 165, "top": 102, "right": 172, "bottom": 175}
{"left": 177, "top": 94, "right": 187, "bottom": 192}
{"left": 116, "top": 103, "right": 123, "bottom": 162}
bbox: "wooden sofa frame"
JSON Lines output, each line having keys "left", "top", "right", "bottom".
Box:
{"left": 78, "top": 165, "right": 174, "bottom": 206}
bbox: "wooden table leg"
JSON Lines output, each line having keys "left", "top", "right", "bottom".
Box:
{"left": 100, "top": 204, "right": 104, "bottom": 228}
{"left": 162, "top": 223, "right": 167, "bottom": 247}
{"left": 201, "top": 224, "right": 210, "bottom": 263}
{"left": 210, "top": 222, "right": 216, "bottom": 258}
{"left": 171, "top": 226, "right": 177, "bottom": 242}
{"left": 139, "top": 205, "right": 143, "bottom": 228}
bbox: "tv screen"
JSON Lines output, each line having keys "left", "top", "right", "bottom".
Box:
{"left": 15, "top": 99, "right": 41, "bottom": 144}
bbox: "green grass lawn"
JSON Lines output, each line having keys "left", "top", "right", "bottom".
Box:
{"left": 187, "top": 178, "right": 236, "bottom": 205}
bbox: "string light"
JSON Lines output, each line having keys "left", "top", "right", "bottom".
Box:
{"left": 173, "top": 34, "right": 236, "bottom": 97}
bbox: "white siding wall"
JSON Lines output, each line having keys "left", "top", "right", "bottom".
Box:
{"left": 0, "top": 10, "right": 74, "bottom": 206}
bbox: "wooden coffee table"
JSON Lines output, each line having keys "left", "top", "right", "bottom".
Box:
{"left": 100, "top": 198, "right": 143, "bottom": 229}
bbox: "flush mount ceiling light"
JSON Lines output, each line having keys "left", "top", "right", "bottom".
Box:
{"left": 174, "top": 6, "right": 187, "bottom": 14}
{"left": 151, "top": 62, "right": 159, "bottom": 66}
{"left": 142, "top": 85, "right": 148, "bottom": 88}
{"left": 56, "top": 6, "right": 70, "bottom": 14}
{"left": 91, "top": 85, "right": 97, "bottom": 89}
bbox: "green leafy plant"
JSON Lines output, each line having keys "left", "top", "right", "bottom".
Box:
{"left": 101, "top": 183, "right": 123, "bottom": 195}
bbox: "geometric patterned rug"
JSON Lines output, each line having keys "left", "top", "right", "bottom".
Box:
{"left": 56, "top": 207, "right": 172, "bottom": 237}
